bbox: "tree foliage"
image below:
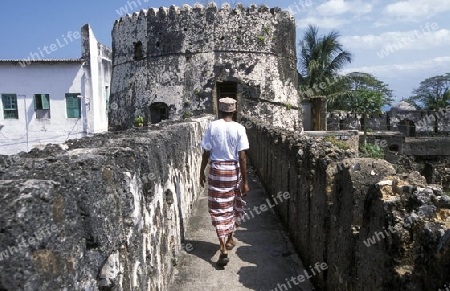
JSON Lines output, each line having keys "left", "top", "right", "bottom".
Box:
{"left": 296, "top": 26, "right": 393, "bottom": 142}
{"left": 298, "top": 25, "right": 352, "bottom": 97}
{"left": 327, "top": 72, "right": 394, "bottom": 144}
{"left": 406, "top": 73, "right": 450, "bottom": 110}
{"left": 328, "top": 72, "right": 393, "bottom": 112}
{"left": 348, "top": 89, "right": 386, "bottom": 115}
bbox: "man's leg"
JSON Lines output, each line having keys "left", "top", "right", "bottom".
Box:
{"left": 226, "top": 232, "right": 235, "bottom": 247}
{"left": 217, "top": 235, "right": 230, "bottom": 266}
{"left": 219, "top": 236, "right": 228, "bottom": 254}
{"left": 226, "top": 179, "right": 246, "bottom": 250}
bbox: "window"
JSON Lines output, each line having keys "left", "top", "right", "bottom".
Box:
{"left": 134, "top": 41, "right": 144, "bottom": 60}
{"left": 65, "top": 93, "right": 81, "bottom": 118}
{"left": 150, "top": 102, "right": 169, "bottom": 123}
{"left": 105, "top": 86, "right": 110, "bottom": 114}
{"left": 2, "top": 94, "right": 18, "bottom": 119}
{"left": 34, "top": 94, "right": 50, "bottom": 119}
{"left": 34, "top": 94, "right": 50, "bottom": 110}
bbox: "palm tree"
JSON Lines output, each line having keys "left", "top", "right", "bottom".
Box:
{"left": 298, "top": 25, "right": 352, "bottom": 97}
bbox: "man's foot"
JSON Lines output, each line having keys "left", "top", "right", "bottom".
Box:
{"left": 226, "top": 233, "right": 236, "bottom": 250}
{"left": 225, "top": 240, "right": 236, "bottom": 250}
{"left": 217, "top": 253, "right": 229, "bottom": 266}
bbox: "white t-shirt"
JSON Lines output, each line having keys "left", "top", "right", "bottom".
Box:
{"left": 200, "top": 119, "right": 249, "bottom": 161}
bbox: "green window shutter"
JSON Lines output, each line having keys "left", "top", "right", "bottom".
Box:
{"left": 34, "top": 95, "right": 41, "bottom": 110}
{"left": 2, "top": 95, "right": 7, "bottom": 108}
{"left": 34, "top": 94, "right": 49, "bottom": 110}
{"left": 2, "top": 94, "right": 17, "bottom": 109}
{"left": 66, "top": 94, "right": 81, "bottom": 118}
{"left": 73, "top": 98, "right": 81, "bottom": 118}
{"left": 66, "top": 95, "right": 75, "bottom": 118}
{"left": 41, "top": 94, "right": 50, "bottom": 110}
{"left": 2, "top": 94, "right": 18, "bottom": 119}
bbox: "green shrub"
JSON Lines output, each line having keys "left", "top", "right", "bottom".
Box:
{"left": 182, "top": 112, "right": 193, "bottom": 119}
{"left": 134, "top": 115, "right": 144, "bottom": 127}
{"left": 323, "top": 136, "right": 350, "bottom": 150}
{"left": 360, "top": 143, "right": 384, "bottom": 159}
{"left": 262, "top": 24, "right": 272, "bottom": 34}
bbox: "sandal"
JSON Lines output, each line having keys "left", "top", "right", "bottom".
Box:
{"left": 225, "top": 241, "right": 236, "bottom": 250}
{"left": 217, "top": 253, "right": 229, "bottom": 266}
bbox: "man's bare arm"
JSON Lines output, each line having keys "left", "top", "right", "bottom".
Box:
{"left": 199, "top": 150, "right": 210, "bottom": 187}
{"left": 239, "top": 150, "right": 249, "bottom": 196}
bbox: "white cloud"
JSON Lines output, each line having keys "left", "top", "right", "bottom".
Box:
{"left": 295, "top": 16, "right": 350, "bottom": 28}
{"left": 341, "top": 57, "right": 450, "bottom": 97}
{"left": 316, "top": 0, "right": 372, "bottom": 16}
{"left": 341, "top": 34, "right": 383, "bottom": 49}
{"left": 290, "top": 0, "right": 450, "bottom": 98}
{"left": 291, "top": 0, "right": 374, "bottom": 28}
{"left": 340, "top": 28, "right": 450, "bottom": 51}
{"left": 341, "top": 56, "right": 450, "bottom": 76}
{"left": 383, "top": 0, "right": 450, "bottom": 21}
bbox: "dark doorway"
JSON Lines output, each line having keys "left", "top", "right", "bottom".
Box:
{"left": 150, "top": 102, "right": 169, "bottom": 123}
{"left": 398, "top": 119, "right": 416, "bottom": 137}
{"left": 389, "top": 144, "right": 399, "bottom": 152}
{"left": 134, "top": 41, "right": 144, "bottom": 61}
{"left": 422, "top": 163, "right": 434, "bottom": 184}
{"left": 216, "top": 82, "right": 237, "bottom": 121}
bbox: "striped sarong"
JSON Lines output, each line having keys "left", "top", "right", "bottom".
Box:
{"left": 208, "top": 160, "right": 246, "bottom": 238}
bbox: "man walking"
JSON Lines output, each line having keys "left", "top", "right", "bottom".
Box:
{"left": 199, "top": 97, "right": 250, "bottom": 266}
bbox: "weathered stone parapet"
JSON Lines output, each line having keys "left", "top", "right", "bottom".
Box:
{"left": 327, "top": 107, "right": 450, "bottom": 135}
{"left": 244, "top": 117, "right": 450, "bottom": 290}
{"left": 114, "top": 3, "right": 290, "bottom": 27}
{"left": 0, "top": 116, "right": 212, "bottom": 291}
{"left": 112, "top": 3, "right": 295, "bottom": 66}
{"left": 354, "top": 174, "right": 450, "bottom": 290}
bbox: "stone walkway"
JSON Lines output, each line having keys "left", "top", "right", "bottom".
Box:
{"left": 169, "top": 167, "right": 314, "bottom": 291}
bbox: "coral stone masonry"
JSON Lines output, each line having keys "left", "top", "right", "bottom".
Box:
{"left": 109, "top": 3, "right": 301, "bottom": 131}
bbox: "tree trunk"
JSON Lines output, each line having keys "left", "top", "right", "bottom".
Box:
{"left": 363, "top": 113, "right": 367, "bottom": 146}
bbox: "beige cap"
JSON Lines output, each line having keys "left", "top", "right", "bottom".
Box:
{"left": 218, "top": 97, "right": 237, "bottom": 112}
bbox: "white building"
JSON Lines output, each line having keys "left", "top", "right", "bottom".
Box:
{"left": 0, "top": 24, "right": 111, "bottom": 155}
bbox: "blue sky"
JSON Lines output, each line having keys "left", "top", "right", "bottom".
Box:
{"left": 1, "top": 0, "right": 449, "bottom": 103}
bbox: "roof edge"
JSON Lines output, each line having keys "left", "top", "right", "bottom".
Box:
{"left": 0, "top": 58, "right": 84, "bottom": 63}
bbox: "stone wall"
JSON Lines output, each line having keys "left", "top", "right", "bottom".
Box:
{"left": 403, "top": 137, "right": 450, "bottom": 156}
{"left": 395, "top": 155, "right": 450, "bottom": 192}
{"left": 109, "top": 3, "right": 301, "bottom": 131}
{"left": 327, "top": 106, "right": 450, "bottom": 136}
{"left": 0, "top": 117, "right": 211, "bottom": 291}
{"left": 245, "top": 117, "right": 450, "bottom": 290}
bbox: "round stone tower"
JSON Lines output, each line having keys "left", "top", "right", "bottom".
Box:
{"left": 109, "top": 3, "right": 302, "bottom": 130}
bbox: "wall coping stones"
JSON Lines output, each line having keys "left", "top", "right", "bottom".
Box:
{"left": 113, "top": 3, "right": 291, "bottom": 27}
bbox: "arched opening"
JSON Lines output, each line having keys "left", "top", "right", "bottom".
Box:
{"left": 398, "top": 119, "right": 416, "bottom": 137}
{"left": 389, "top": 144, "right": 399, "bottom": 152}
{"left": 216, "top": 81, "right": 237, "bottom": 121}
{"left": 422, "top": 163, "right": 434, "bottom": 184}
{"left": 150, "top": 102, "right": 169, "bottom": 123}
{"left": 134, "top": 41, "right": 144, "bottom": 61}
